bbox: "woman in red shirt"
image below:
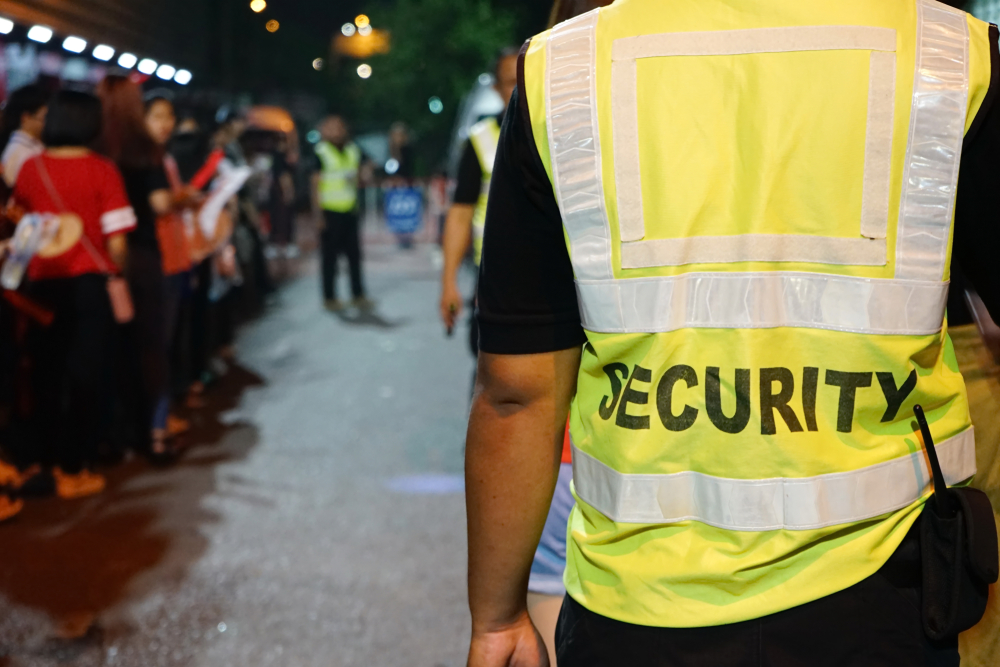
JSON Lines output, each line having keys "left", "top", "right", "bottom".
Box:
{"left": 13, "top": 90, "right": 136, "bottom": 499}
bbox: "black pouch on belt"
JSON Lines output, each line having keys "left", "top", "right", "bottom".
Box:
{"left": 913, "top": 405, "right": 999, "bottom": 640}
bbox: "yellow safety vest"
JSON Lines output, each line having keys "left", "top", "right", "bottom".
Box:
{"left": 316, "top": 141, "right": 361, "bottom": 213}
{"left": 469, "top": 117, "right": 500, "bottom": 266}
{"left": 522, "top": 0, "right": 994, "bottom": 628}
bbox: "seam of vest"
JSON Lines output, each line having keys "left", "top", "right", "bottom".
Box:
{"left": 895, "top": 0, "right": 969, "bottom": 282}
{"left": 620, "top": 235, "right": 887, "bottom": 268}
{"left": 570, "top": 427, "right": 975, "bottom": 530}
{"left": 611, "top": 26, "right": 898, "bottom": 60}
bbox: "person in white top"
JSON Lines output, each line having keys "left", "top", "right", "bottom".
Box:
{"left": 1, "top": 84, "right": 48, "bottom": 188}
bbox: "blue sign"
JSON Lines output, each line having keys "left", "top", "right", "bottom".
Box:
{"left": 384, "top": 188, "right": 424, "bottom": 235}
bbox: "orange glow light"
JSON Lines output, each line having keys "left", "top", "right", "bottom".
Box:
{"left": 355, "top": 14, "right": 370, "bottom": 28}
{"left": 266, "top": 20, "right": 280, "bottom": 33}
{"left": 250, "top": 0, "right": 267, "bottom": 13}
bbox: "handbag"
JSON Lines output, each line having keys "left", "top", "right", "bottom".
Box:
{"left": 32, "top": 156, "right": 135, "bottom": 324}
{"left": 157, "top": 154, "right": 192, "bottom": 276}
{"left": 913, "top": 405, "right": 999, "bottom": 639}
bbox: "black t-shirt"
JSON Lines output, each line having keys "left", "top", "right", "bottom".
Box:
{"left": 120, "top": 164, "right": 170, "bottom": 254}
{"left": 478, "top": 31, "right": 1000, "bottom": 355}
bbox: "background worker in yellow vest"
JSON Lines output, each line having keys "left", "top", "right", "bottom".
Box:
{"left": 464, "top": 1, "right": 1000, "bottom": 666}
{"left": 439, "top": 47, "right": 519, "bottom": 353}
{"left": 311, "top": 115, "right": 371, "bottom": 312}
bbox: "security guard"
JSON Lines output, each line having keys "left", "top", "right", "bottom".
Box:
{"left": 465, "top": 1, "right": 1000, "bottom": 665}
{"left": 312, "top": 115, "right": 370, "bottom": 312}
{"left": 439, "top": 47, "right": 520, "bottom": 345}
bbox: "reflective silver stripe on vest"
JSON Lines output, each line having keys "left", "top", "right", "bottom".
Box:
{"left": 577, "top": 271, "right": 948, "bottom": 335}
{"left": 572, "top": 427, "right": 975, "bottom": 530}
{"left": 895, "top": 1, "right": 969, "bottom": 282}
{"left": 545, "top": 2, "right": 969, "bottom": 335}
{"left": 546, "top": 9, "right": 614, "bottom": 283}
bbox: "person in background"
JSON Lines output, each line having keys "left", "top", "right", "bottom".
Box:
{"left": 97, "top": 75, "right": 176, "bottom": 461}
{"left": 439, "top": 47, "right": 519, "bottom": 354}
{"left": 13, "top": 90, "right": 135, "bottom": 499}
{"left": 145, "top": 90, "right": 198, "bottom": 451}
{"left": 268, "top": 133, "right": 298, "bottom": 260}
{"left": 385, "top": 122, "right": 415, "bottom": 184}
{"left": 0, "top": 84, "right": 48, "bottom": 188}
{"left": 312, "top": 115, "right": 371, "bottom": 312}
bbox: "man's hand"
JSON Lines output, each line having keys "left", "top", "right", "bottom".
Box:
{"left": 468, "top": 613, "right": 549, "bottom": 667}
{"left": 441, "top": 281, "right": 464, "bottom": 329}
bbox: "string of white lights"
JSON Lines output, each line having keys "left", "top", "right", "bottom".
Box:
{"left": 0, "top": 15, "right": 193, "bottom": 86}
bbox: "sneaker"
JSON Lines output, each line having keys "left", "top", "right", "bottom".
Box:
{"left": 0, "top": 495, "right": 23, "bottom": 522}
{"left": 0, "top": 461, "right": 22, "bottom": 488}
{"left": 352, "top": 297, "right": 375, "bottom": 312}
{"left": 53, "top": 468, "right": 106, "bottom": 500}
{"left": 324, "top": 299, "right": 346, "bottom": 312}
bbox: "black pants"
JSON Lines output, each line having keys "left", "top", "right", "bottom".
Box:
{"left": 556, "top": 522, "right": 958, "bottom": 667}
{"left": 118, "top": 246, "right": 166, "bottom": 447}
{"left": 320, "top": 210, "right": 364, "bottom": 301}
{"left": 25, "top": 275, "right": 113, "bottom": 473}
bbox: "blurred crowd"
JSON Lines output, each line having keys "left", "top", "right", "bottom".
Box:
{"left": 0, "top": 77, "right": 296, "bottom": 520}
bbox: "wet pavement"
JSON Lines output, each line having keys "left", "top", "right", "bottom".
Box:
{"left": 0, "top": 242, "right": 476, "bottom": 666}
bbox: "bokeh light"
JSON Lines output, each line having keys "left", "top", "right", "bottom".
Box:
{"left": 93, "top": 44, "right": 116, "bottom": 61}
{"left": 355, "top": 15, "right": 370, "bottom": 28}
{"left": 138, "top": 58, "right": 158, "bottom": 75}
{"left": 306, "top": 130, "right": 321, "bottom": 144}
{"left": 156, "top": 64, "right": 177, "bottom": 80}
{"left": 266, "top": 20, "right": 280, "bottom": 33}
{"left": 358, "top": 25, "right": 373, "bottom": 37}
{"left": 342, "top": 23, "right": 356, "bottom": 37}
{"left": 313, "top": 58, "right": 325, "bottom": 71}
{"left": 62, "top": 36, "right": 87, "bottom": 53}
{"left": 250, "top": 0, "right": 267, "bottom": 12}
{"left": 118, "top": 52, "right": 138, "bottom": 68}
{"left": 174, "top": 69, "right": 193, "bottom": 85}
{"left": 357, "top": 63, "right": 372, "bottom": 79}
{"left": 428, "top": 97, "right": 444, "bottom": 114}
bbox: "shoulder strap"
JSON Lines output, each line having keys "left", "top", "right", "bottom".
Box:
{"left": 33, "top": 155, "right": 113, "bottom": 276}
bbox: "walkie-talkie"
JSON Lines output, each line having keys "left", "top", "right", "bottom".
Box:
{"left": 912, "top": 404, "right": 998, "bottom": 639}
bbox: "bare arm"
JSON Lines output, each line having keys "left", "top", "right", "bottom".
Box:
{"left": 466, "top": 347, "right": 581, "bottom": 667}
{"left": 106, "top": 233, "right": 128, "bottom": 271}
{"left": 440, "top": 203, "right": 475, "bottom": 328}
{"left": 150, "top": 189, "right": 174, "bottom": 217}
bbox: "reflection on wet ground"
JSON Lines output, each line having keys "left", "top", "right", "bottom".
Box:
{"left": 0, "top": 243, "right": 474, "bottom": 666}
